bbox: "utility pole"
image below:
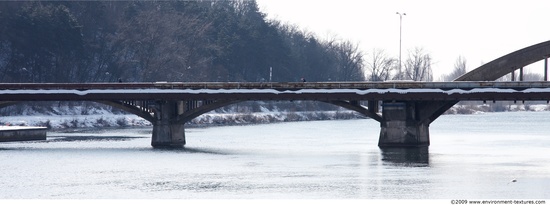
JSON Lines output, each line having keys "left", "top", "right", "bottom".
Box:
{"left": 396, "top": 12, "right": 406, "bottom": 80}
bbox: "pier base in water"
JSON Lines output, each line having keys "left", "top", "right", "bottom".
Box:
{"left": 151, "top": 101, "right": 186, "bottom": 148}
{"left": 378, "top": 102, "right": 430, "bottom": 147}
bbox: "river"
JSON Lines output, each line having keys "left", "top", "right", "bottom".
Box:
{"left": 0, "top": 112, "right": 549, "bottom": 199}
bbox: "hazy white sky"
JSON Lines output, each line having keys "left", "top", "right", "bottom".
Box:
{"left": 257, "top": 0, "right": 550, "bottom": 80}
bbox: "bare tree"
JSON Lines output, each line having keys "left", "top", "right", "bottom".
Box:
{"left": 441, "top": 55, "right": 467, "bottom": 81}
{"left": 365, "top": 48, "right": 396, "bottom": 81}
{"left": 330, "top": 40, "right": 365, "bottom": 81}
{"left": 403, "top": 47, "right": 433, "bottom": 81}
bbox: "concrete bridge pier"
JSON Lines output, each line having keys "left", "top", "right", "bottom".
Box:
{"left": 151, "top": 100, "right": 186, "bottom": 148}
{"left": 378, "top": 102, "right": 430, "bottom": 147}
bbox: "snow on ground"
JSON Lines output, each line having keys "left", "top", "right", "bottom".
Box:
{"left": 509, "top": 104, "right": 549, "bottom": 111}
{"left": 445, "top": 103, "right": 550, "bottom": 114}
{"left": 0, "top": 114, "right": 151, "bottom": 129}
{"left": 0, "top": 110, "right": 360, "bottom": 129}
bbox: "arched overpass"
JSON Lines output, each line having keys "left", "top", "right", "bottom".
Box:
{"left": 429, "top": 40, "right": 550, "bottom": 123}
{"left": 419, "top": 40, "right": 550, "bottom": 124}
{"left": 456, "top": 40, "right": 550, "bottom": 81}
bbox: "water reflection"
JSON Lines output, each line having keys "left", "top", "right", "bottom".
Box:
{"left": 379, "top": 147, "right": 430, "bottom": 167}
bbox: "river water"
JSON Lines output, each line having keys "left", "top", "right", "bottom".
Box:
{"left": 0, "top": 112, "right": 549, "bottom": 199}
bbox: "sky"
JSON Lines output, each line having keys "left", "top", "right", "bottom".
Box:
{"left": 256, "top": 0, "right": 550, "bottom": 80}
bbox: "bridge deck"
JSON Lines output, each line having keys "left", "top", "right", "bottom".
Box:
{"left": 2, "top": 81, "right": 550, "bottom": 89}
{"left": 1, "top": 81, "right": 550, "bottom": 101}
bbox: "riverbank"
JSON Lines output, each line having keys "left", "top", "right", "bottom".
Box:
{"left": 0, "top": 110, "right": 362, "bottom": 130}
{"left": 445, "top": 103, "right": 550, "bottom": 114}
{"left": 1, "top": 103, "right": 548, "bottom": 130}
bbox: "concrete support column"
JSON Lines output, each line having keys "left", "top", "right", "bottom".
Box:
{"left": 519, "top": 67, "right": 524, "bottom": 81}
{"left": 545, "top": 57, "right": 548, "bottom": 81}
{"left": 151, "top": 100, "right": 186, "bottom": 148}
{"left": 367, "top": 100, "right": 379, "bottom": 113}
{"left": 378, "top": 102, "right": 430, "bottom": 147}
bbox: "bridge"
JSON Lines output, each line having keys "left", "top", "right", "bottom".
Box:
{"left": 1, "top": 40, "right": 550, "bottom": 148}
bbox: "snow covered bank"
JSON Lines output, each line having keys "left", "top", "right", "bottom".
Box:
{"left": 1, "top": 102, "right": 548, "bottom": 130}
{"left": 0, "top": 111, "right": 362, "bottom": 129}
{"left": 0, "top": 101, "right": 364, "bottom": 129}
{"left": 445, "top": 103, "right": 550, "bottom": 114}
{"left": 0, "top": 114, "right": 151, "bottom": 129}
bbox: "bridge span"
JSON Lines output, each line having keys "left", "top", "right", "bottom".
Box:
{"left": 1, "top": 81, "right": 550, "bottom": 148}
{"left": 2, "top": 40, "right": 550, "bottom": 148}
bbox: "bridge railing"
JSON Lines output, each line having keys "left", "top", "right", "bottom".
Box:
{"left": 2, "top": 81, "right": 550, "bottom": 90}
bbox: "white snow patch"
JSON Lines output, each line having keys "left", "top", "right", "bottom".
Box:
{"left": 0, "top": 126, "right": 46, "bottom": 131}
{"left": 0, "top": 114, "right": 151, "bottom": 129}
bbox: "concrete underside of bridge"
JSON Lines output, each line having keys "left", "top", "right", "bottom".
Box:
{"left": 378, "top": 102, "right": 430, "bottom": 147}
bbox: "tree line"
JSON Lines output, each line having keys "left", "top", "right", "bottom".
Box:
{"left": 0, "top": 0, "right": 365, "bottom": 83}
{"left": 10, "top": 1, "right": 538, "bottom": 85}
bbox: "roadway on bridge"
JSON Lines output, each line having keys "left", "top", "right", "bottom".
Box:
{"left": 1, "top": 81, "right": 550, "bottom": 101}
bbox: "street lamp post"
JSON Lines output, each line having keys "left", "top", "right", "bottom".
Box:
{"left": 396, "top": 12, "right": 406, "bottom": 80}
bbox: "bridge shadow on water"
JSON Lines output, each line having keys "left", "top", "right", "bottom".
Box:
{"left": 0, "top": 136, "right": 232, "bottom": 155}
{"left": 379, "top": 147, "right": 430, "bottom": 167}
{"left": 46, "top": 136, "right": 140, "bottom": 142}
{"left": 1, "top": 135, "right": 431, "bottom": 158}
{"left": 151, "top": 146, "right": 231, "bottom": 155}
